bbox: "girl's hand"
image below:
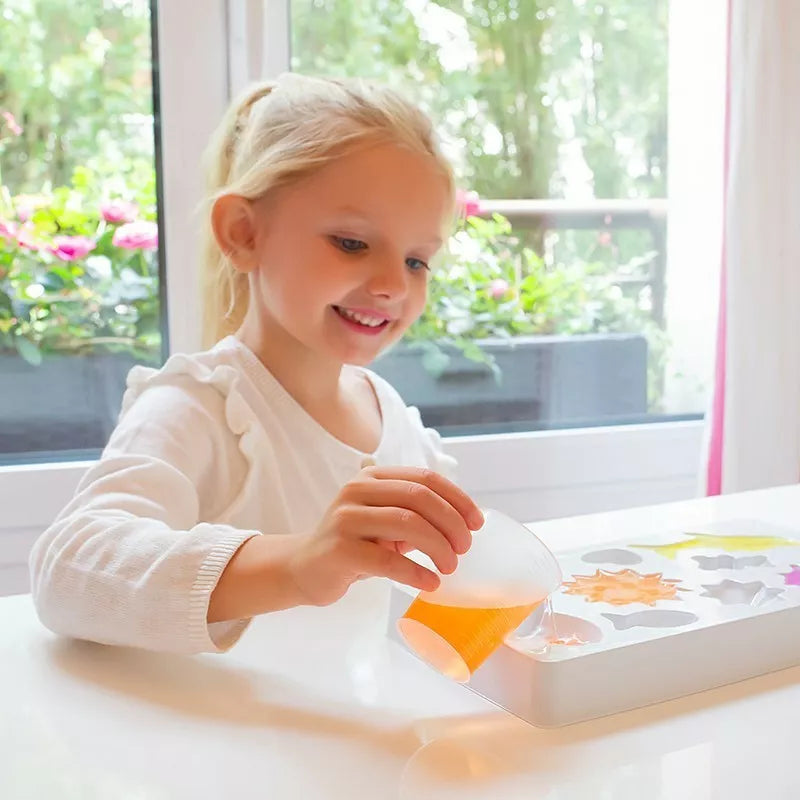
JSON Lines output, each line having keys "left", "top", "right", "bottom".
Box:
{"left": 288, "top": 465, "right": 485, "bottom": 606}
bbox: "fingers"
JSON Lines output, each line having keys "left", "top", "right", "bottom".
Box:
{"left": 336, "top": 505, "right": 460, "bottom": 574}
{"left": 351, "top": 540, "right": 441, "bottom": 593}
{"left": 376, "top": 467, "right": 483, "bottom": 529}
{"left": 354, "top": 479, "right": 473, "bottom": 556}
{"left": 350, "top": 466, "right": 484, "bottom": 551}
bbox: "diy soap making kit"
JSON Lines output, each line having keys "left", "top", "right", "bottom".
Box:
{"left": 388, "top": 518, "right": 800, "bottom": 726}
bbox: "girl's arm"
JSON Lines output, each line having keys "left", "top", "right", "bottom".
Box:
{"left": 29, "top": 380, "right": 260, "bottom": 654}
{"left": 31, "top": 374, "right": 483, "bottom": 653}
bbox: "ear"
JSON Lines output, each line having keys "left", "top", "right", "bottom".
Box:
{"left": 211, "top": 194, "right": 261, "bottom": 273}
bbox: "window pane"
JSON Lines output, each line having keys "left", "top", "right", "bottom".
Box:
{"left": 0, "top": 0, "right": 164, "bottom": 463}
{"left": 292, "top": 0, "right": 709, "bottom": 436}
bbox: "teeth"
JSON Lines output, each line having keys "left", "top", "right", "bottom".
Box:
{"left": 338, "top": 307, "right": 387, "bottom": 327}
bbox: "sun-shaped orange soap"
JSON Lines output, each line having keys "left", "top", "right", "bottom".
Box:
{"left": 561, "top": 569, "right": 683, "bottom": 606}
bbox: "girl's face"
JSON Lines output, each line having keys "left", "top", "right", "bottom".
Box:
{"left": 245, "top": 142, "right": 451, "bottom": 366}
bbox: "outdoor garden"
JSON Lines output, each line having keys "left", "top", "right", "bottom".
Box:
{"left": 0, "top": 0, "right": 668, "bottom": 453}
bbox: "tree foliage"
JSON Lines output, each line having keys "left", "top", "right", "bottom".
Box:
{"left": 0, "top": 0, "right": 153, "bottom": 192}
{"left": 292, "top": 0, "right": 667, "bottom": 199}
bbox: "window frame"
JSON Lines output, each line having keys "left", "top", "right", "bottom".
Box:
{"left": 0, "top": 0, "right": 706, "bottom": 595}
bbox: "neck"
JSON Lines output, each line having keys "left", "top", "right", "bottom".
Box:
{"left": 236, "top": 306, "right": 345, "bottom": 411}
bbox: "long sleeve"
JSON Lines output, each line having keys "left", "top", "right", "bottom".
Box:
{"left": 28, "top": 378, "right": 260, "bottom": 654}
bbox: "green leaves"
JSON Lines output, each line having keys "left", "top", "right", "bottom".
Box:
{"left": 0, "top": 165, "right": 161, "bottom": 360}
{"left": 14, "top": 334, "right": 42, "bottom": 366}
{"left": 0, "top": 0, "right": 153, "bottom": 192}
{"left": 293, "top": 0, "right": 666, "bottom": 201}
{"left": 405, "top": 211, "right": 661, "bottom": 382}
{"left": 420, "top": 343, "right": 451, "bottom": 379}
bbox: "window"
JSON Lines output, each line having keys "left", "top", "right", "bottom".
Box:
{"left": 0, "top": 0, "right": 165, "bottom": 464}
{"left": 0, "top": 0, "right": 725, "bottom": 565}
{"left": 0, "top": 0, "right": 228, "bottom": 595}
{"left": 292, "top": 0, "right": 725, "bottom": 437}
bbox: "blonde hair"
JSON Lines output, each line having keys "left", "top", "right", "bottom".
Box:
{"left": 201, "top": 73, "right": 455, "bottom": 346}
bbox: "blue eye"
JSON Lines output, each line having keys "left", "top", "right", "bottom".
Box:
{"left": 332, "top": 236, "right": 367, "bottom": 253}
{"left": 406, "top": 257, "right": 430, "bottom": 272}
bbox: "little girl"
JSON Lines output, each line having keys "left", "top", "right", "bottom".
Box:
{"left": 29, "top": 73, "right": 484, "bottom": 654}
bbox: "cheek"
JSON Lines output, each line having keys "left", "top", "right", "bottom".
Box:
{"left": 406, "top": 277, "right": 430, "bottom": 319}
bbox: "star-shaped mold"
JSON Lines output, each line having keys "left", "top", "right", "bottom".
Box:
{"left": 561, "top": 569, "right": 683, "bottom": 606}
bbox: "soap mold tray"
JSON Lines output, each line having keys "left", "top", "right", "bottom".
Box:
{"left": 386, "top": 518, "right": 800, "bottom": 727}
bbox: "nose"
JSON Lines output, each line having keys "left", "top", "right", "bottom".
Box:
{"left": 365, "top": 254, "right": 409, "bottom": 300}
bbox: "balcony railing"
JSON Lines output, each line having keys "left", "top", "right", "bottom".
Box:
{"left": 477, "top": 199, "right": 668, "bottom": 327}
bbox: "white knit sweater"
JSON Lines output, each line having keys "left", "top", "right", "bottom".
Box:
{"left": 29, "top": 336, "right": 456, "bottom": 654}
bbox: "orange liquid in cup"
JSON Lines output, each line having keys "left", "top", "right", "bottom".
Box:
{"left": 397, "top": 596, "right": 540, "bottom": 683}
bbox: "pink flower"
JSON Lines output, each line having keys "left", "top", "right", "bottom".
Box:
{"left": 0, "top": 219, "right": 18, "bottom": 241}
{"left": 489, "top": 278, "right": 510, "bottom": 299}
{"left": 2, "top": 110, "right": 22, "bottom": 136}
{"left": 456, "top": 188, "right": 482, "bottom": 219}
{"left": 13, "top": 194, "right": 49, "bottom": 223}
{"left": 597, "top": 231, "right": 612, "bottom": 247}
{"left": 16, "top": 224, "right": 40, "bottom": 251}
{"left": 101, "top": 199, "right": 138, "bottom": 224}
{"left": 50, "top": 235, "right": 96, "bottom": 261}
{"left": 112, "top": 220, "right": 158, "bottom": 251}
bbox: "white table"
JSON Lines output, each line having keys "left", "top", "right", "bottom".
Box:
{"left": 3, "top": 485, "right": 800, "bottom": 799}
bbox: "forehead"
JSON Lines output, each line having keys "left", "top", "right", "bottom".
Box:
{"left": 280, "top": 142, "right": 453, "bottom": 232}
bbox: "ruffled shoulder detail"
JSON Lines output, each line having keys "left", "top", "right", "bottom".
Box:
{"left": 120, "top": 348, "right": 264, "bottom": 464}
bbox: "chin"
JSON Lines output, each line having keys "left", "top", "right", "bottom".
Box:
{"left": 338, "top": 349, "right": 383, "bottom": 367}
{"left": 331, "top": 331, "right": 405, "bottom": 368}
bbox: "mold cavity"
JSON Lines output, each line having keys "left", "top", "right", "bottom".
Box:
{"left": 514, "top": 612, "right": 603, "bottom": 652}
{"left": 561, "top": 568, "right": 683, "bottom": 605}
{"left": 700, "top": 579, "right": 783, "bottom": 606}
{"left": 781, "top": 565, "right": 800, "bottom": 586}
{"left": 692, "top": 554, "right": 770, "bottom": 571}
{"left": 582, "top": 548, "right": 643, "bottom": 566}
{"left": 601, "top": 610, "right": 699, "bottom": 630}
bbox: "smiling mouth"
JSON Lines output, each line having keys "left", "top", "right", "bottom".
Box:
{"left": 332, "top": 305, "right": 392, "bottom": 332}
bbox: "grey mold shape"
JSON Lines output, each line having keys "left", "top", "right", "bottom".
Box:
{"left": 699, "top": 579, "right": 783, "bottom": 606}
{"left": 601, "top": 610, "right": 699, "bottom": 630}
{"left": 692, "top": 554, "right": 770, "bottom": 571}
{"left": 581, "top": 548, "right": 643, "bottom": 566}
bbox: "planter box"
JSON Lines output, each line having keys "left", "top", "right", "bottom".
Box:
{"left": 0, "top": 352, "right": 158, "bottom": 458}
{"left": 1, "top": 333, "right": 648, "bottom": 457}
{"left": 371, "top": 333, "right": 648, "bottom": 431}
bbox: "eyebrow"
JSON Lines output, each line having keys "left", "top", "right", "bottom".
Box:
{"left": 331, "top": 206, "right": 443, "bottom": 248}
{"left": 331, "top": 206, "right": 372, "bottom": 222}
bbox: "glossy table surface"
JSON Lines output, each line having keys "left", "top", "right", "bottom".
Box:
{"left": 3, "top": 484, "right": 800, "bottom": 799}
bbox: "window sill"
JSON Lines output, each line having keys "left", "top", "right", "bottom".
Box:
{"left": 0, "top": 419, "right": 703, "bottom": 531}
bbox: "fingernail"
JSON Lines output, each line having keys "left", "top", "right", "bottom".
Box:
{"left": 471, "top": 509, "right": 485, "bottom": 529}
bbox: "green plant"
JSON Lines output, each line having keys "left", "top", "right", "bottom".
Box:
{"left": 403, "top": 212, "right": 667, "bottom": 405}
{"left": 0, "top": 164, "right": 161, "bottom": 365}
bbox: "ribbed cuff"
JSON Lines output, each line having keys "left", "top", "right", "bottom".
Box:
{"left": 186, "top": 530, "right": 261, "bottom": 653}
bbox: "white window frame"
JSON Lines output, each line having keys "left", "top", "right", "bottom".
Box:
{"left": 0, "top": 0, "right": 707, "bottom": 595}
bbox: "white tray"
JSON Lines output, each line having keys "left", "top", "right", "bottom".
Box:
{"left": 387, "top": 518, "right": 800, "bottom": 727}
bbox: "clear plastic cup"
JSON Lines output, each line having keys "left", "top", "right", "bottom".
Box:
{"left": 396, "top": 509, "right": 562, "bottom": 683}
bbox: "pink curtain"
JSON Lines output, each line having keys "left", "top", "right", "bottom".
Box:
{"left": 704, "top": 0, "right": 800, "bottom": 494}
